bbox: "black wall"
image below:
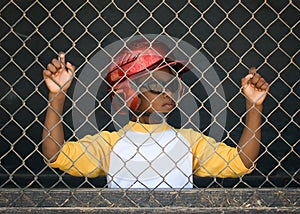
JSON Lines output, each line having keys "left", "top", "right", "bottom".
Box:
{"left": 0, "top": 0, "right": 299, "bottom": 188}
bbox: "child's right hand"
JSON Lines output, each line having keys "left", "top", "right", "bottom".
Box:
{"left": 43, "top": 52, "right": 75, "bottom": 94}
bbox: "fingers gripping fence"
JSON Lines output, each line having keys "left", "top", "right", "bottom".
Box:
{"left": 0, "top": 0, "right": 299, "bottom": 212}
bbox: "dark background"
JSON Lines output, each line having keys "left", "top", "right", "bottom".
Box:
{"left": 0, "top": 0, "right": 299, "bottom": 188}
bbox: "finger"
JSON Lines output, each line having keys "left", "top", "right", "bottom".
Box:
{"left": 255, "top": 77, "right": 266, "bottom": 89}
{"left": 43, "top": 69, "right": 52, "bottom": 78}
{"left": 66, "top": 62, "right": 75, "bottom": 73}
{"left": 51, "top": 58, "right": 62, "bottom": 69}
{"left": 58, "top": 52, "right": 66, "bottom": 66}
{"left": 251, "top": 73, "right": 261, "bottom": 85}
{"left": 260, "top": 82, "right": 269, "bottom": 91}
{"left": 241, "top": 74, "right": 253, "bottom": 88}
{"left": 47, "top": 63, "right": 58, "bottom": 73}
{"left": 249, "top": 67, "right": 257, "bottom": 75}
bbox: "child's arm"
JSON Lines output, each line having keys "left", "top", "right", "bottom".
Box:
{"left": 238, "top": 67, "right": 269, "bottom": 168}
{"left": 42, "top": 53, "right": 75, "bottom": 162}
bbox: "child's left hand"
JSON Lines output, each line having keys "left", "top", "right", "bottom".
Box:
{"left": 241, "top": 67, "right": 269, "bottom": 106}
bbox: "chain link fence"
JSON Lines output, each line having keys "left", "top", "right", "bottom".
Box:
{"left": 0, "top": 0, "right": 299, "bottom": 212}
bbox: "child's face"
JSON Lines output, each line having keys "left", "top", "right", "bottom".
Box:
{"left": 135, "top": 67, "right": 180, "bottom": 114}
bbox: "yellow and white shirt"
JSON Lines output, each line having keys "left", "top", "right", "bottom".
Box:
{"left": 50, "top": 121, "right": 252, "bottom": 189}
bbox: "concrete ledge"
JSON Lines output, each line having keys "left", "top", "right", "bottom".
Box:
{"left": 0, "top": 207, "right": 299, "bottom": 214}
{"left": 0, "top": 189, "right": 299, "bottom": 213}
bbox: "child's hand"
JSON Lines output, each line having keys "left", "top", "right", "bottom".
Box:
{"left": 241, "top": 67, "right": 269, "bottom": 106}
{"left": 43, "top": 52, "right": 75, "bottom": 94}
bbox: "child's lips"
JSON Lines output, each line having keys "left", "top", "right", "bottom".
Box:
{"left": 162, "top": 102, "right": 175, "bottom": 109}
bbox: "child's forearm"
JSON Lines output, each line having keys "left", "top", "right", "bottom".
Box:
{"left": 42, "top": 92, "right": 66, "bottom": 162}
{"left": 237, "top": 102, "right": 263, "bottom": 168}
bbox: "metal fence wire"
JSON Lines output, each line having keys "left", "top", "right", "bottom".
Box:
{"left": 0, "top": 0, "right": 299, "bottom": 211}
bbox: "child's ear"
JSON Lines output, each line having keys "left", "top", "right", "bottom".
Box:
{"left": 137, "top": 95, "right": 142, "bottom": 108}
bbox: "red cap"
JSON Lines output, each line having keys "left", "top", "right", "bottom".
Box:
{"left": 106, "top": 39, "right": 188, "bottom": 85}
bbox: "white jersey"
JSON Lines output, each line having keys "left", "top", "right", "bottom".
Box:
{"left": 107, "top": 128, "right": 193, "bottom": 189}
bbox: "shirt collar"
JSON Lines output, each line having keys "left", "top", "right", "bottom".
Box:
{"left": 123, "top": 121, "right": 172, "bottom": 133}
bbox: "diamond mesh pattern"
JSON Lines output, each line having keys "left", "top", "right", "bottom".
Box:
{"left": 0, "top": 0, "right": 299, "bottom": 209}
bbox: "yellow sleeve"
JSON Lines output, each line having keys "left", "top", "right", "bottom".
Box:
{"left": 178, "top": 128, "right": 253, "bottom": 178}
{"left": 49, "top": 131, "right": 120, "bottom": 178}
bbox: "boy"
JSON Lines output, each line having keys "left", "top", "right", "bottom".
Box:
{"left": 42, "top": 39, "right": 269, "bottom": 189}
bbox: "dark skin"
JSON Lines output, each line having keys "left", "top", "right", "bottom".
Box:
{"left": 132, "top": 69, "right": 177, "bottom": 124}
{"left": 42, "top": 52, "right": 269, "bottom": 169}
